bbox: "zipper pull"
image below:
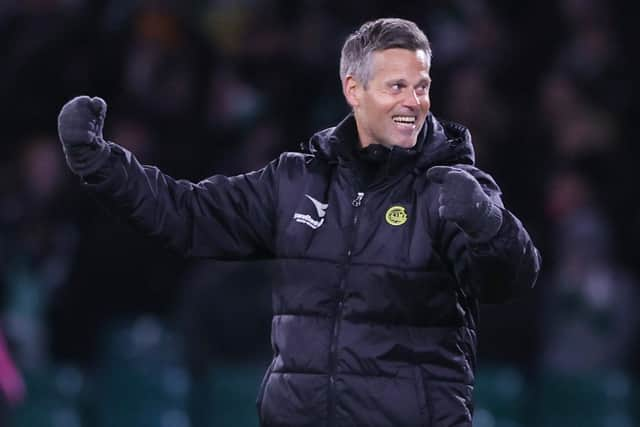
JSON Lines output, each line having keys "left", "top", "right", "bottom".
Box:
{"left": 352, "top": 192, "right": 365, "bottom": 207}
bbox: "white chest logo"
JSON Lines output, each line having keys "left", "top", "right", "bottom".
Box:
{"left": 294, "top": 194, "right": 328, "bottom": 230}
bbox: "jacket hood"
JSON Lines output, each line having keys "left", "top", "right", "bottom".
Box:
{"left": 302, "top": 113, "right": 476, "bottom": 171}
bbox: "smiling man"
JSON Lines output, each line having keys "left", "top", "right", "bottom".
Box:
{"left": 57, "top": 18, "right": 540, "bottom": 427}
{"left": 345, "top": 47, "right": 431, "bottom": 149}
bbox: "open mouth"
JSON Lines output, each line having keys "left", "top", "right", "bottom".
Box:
{"left": 392, "top": 115, "right": 417, "bottom": 129}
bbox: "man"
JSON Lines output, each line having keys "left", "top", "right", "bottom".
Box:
{"left": 58, "top": 18, "right": 540, "bottom": 427}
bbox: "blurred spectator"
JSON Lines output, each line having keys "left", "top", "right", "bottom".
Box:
{"left": 0, "top": 136, "right": 78, "bottom": 371}
{"left": 442, "top": 66, "right": 510, "bottom": 172}
{"left": 122, "top": 3, "right": 201, "bottom": 119}
{"left": 554, "top": 0, "right": 630, "bottom": 115}
{"left": 0, "top": 328, "right": 25, "bottom": 420}
{"left": 540, "top": 170, "right": 639, "bottom": 373}
{"left": 205, "top": 64, "right": 265, "bottom": 131}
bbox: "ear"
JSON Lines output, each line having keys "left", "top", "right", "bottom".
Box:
{"left": 343, "top": 75, "right": 361, "bottom": 108}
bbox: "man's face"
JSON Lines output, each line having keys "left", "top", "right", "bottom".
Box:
{"left": 345, "top": 48, "right": 431, "bottom": 148}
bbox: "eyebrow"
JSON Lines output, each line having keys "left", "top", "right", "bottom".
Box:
{"left": 385, "top": 77, "right": 432, "bottom": 86}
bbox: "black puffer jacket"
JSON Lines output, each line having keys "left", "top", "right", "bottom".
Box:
{"left": 83, "top": 113, "right": 540, "bottom": 427}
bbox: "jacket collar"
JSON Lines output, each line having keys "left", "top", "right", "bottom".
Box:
{"left": 302, "top": 112, "right": 475, "bottom": 172}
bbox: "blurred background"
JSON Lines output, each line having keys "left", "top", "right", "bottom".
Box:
{"left": 1, "top": 0, "right": 639, "bottom": 426}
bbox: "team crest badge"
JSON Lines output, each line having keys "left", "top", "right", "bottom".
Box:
{"left": 385, "top": 206, "right": 407, "bottom": 226}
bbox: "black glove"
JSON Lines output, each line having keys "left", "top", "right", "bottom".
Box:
{"left": 57, "top": 96, "right": 111, "bottom": 177}
{"left": 426, "top": 165, "right": 503, "bottom": 242}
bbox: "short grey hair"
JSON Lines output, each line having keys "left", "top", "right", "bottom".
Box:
{"left": 339, "top": 18, "right": 432, "bottom": 87}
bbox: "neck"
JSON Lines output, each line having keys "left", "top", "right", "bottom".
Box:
{"left": 354, "top": 118, "right": 372, "bottom": 148}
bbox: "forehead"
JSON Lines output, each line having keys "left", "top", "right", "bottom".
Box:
{"left": 369, "top": 48, "right": 431, "bottom": 80}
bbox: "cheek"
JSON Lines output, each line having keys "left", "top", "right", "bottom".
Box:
{"left": 421, "top": 95, "right": 431, "bottom": 113}
{"left": 370, "top": 101, "right": 392, "bottom": 121}
{"left": 371, "top": 92, "right": 398, "bottom": 111}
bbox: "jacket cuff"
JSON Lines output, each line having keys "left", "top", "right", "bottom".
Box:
{"left": 65, "top": 138, "right": 112, "bottom": 179}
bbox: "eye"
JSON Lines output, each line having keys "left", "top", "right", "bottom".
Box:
{"left": 415, "top": 84, "right": 430, "bottom": 95}
{"left": 390, "top": 83, "right": 405, "bottom": 92}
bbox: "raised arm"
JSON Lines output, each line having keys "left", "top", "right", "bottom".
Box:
{"left": 427, "top": 165, "right": 541, "bottom": 303}
{"left": 57, "top": 96, "right": 278, "bottom": 259}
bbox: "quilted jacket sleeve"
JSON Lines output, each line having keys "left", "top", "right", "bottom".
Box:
{"left": 81, "top": 142, "right": 279, "bottom": 259}
{"left": 438, "top": 164, "right": 541, "bottom": 303}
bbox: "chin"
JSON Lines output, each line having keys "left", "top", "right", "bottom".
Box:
{"left": 378, "top": 131, "right": 417, "bottom": 148}
{"left": 394, "top": 138, "right": 417, "bottom": 148}
{"left": 386, "top": 130, "right": 418, "bottom": 148}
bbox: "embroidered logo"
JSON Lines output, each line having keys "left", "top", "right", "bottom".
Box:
{"left": 385, "top": 206, "right": 407, "bottom": 226}
{"left": 294, "top": 194, "right": 329, "bottom": 230}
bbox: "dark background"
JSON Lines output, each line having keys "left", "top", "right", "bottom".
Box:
{"left": 1, "top": 0, "right": 639, "bottom": 426}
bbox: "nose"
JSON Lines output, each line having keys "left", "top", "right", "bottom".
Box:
{"left": 403, "top": 89, "right": 421, "bottom": 108}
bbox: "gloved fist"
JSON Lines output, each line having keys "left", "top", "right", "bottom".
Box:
{"left": 427, "top": 166, "right": 503, "bottom": 241}
{"left": 57, "top": 96, "right": 110, "bottom": 176}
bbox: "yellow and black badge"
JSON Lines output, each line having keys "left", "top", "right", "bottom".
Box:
{"left": 385, "top": 206, "right": 407, "bottom": 226}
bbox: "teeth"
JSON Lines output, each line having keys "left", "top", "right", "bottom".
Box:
{"left": 393, "top": 116, "right": 416, "bottom": 124}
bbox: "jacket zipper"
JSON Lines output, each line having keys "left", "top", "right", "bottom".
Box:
{"left": 326, "top": 191, "right": 365, "bottom": 425}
